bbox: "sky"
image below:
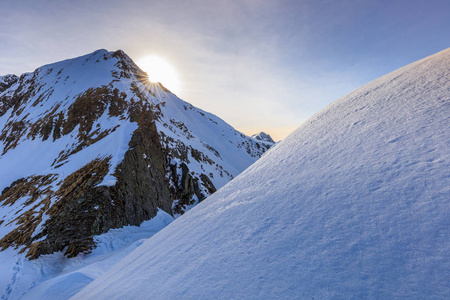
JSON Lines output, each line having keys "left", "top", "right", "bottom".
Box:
{"left": 0, "top": 0, "right": 449, "bottom": 140}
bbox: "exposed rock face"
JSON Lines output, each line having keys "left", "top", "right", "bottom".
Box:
{"left": 0, "top": 74, "right": 19, "bottom": 116}
{"left": 0, "top": 49, "right": 273, "bottom": 259}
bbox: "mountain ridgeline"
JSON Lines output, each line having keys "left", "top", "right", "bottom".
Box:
{"left": 0, "top": 49, "right": 274, "bottom": 259}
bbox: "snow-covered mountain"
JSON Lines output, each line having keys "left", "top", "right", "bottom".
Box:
{"left": 251, "top": 131, "right": 275, "bottom": 144}
{"left": 73, "top": 49, "right": 450, "bottom": 299}
{"left": 0, "top": 48, "right": 273, "bottom": 297}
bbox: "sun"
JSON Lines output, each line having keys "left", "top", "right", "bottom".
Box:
{"left": 136, "top": 56, "right": 180, "bottom": 94}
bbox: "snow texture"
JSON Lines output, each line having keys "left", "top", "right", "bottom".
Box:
{"left": 73, "top": 48, "right": 450, "bottom": 299}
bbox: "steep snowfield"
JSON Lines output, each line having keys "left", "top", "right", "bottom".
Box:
{"left": 73, "top": 48, "right": 450, "bottom": 299}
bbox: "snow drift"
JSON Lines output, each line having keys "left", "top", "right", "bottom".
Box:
{"left": 73, "top": 48, "right": 450, "bottom": 299}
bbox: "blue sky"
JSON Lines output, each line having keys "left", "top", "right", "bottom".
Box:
{"left": 1, "top": 0, "right": 449, "bottom": 139}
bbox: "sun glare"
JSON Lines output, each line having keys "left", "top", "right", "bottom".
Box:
{"left": 137, "top": 56, "right": 180, "bottom": 94}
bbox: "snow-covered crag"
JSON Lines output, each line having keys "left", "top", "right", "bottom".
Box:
{"left": 74, "top": 49, "right": 450, "bottom": 299}
{"left": 0, "top": 49, "right": 272, "bottom": 260}
{"left": 251, "top": 131, "right": 275, "bottom": 145}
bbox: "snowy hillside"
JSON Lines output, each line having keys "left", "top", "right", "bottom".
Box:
{"left": 0, "top": 49, "right": 272, "bottom": 299}
{"left": 73, "top": 48, "right": 450, "bottom": 299}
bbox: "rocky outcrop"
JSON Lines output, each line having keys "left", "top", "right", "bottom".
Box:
{"left": 0, "top": 74, "right": 18, "bottom": 93}
{"left": 0, "top": 174, "right": 57, "bottom": 253}
{"left": 1, "top": 103, "right": 175, "bottom": 259}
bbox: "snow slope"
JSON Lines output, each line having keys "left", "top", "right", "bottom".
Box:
{"left": 73, "top": 48, "right": 450, "bottom": 299}
{"left": 1, "top": 210, "right": 173, "bottom": 300}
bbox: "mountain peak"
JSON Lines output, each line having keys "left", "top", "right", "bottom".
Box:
{"left": 31, "top": 49, "right": 146, "bottom": 84}
{"left": 0, "top": 49, "right": 273, "bottom": 263}
{"left": 251, "top": 131, "right": 275, "bottom": 144}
